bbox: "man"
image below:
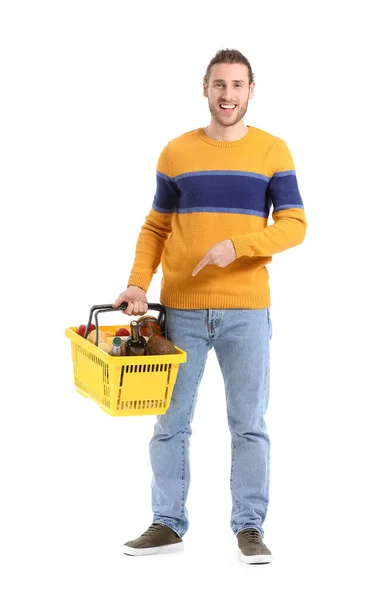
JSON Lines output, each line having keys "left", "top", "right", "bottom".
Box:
{"left": 113, "top": 48, "right": 306, "bottom": 564}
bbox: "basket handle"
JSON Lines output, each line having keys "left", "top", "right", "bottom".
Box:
{"left": 83, "top": 303, "right": 167, "bottom": 346}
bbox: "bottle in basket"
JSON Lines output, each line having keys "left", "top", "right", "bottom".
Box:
{"left": 125, "top": 321, "right": 147, "bottom": 356}
{"left": 136, "top": 315, "right": 163, "bottom": 338}
{"left": 109, "top": 336, "right": 124, "bottom": 356}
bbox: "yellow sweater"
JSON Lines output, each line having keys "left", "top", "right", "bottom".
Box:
{"left": 127, "top": 126, "right": 307, "bottom": 309}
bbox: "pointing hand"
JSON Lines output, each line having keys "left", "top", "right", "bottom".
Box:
{"left": 192, "top": 240, "right": 237, "bottom": 277}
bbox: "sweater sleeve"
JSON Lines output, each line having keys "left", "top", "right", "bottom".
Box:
{"left": 230, "top": 139, "right": 307, "bottom": 258}
{"left": 126, "top": 143, "right": 177, "bottom": 292}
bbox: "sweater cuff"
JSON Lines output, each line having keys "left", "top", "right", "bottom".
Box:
{"left": 230, "top": 234, "right": 255, "bottom": 258}
{"left": 126, "top": 273, "right": 152, "bottom": 293}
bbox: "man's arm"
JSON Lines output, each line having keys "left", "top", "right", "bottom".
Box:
{"left": 230, "top": 139, "right": 307, "bottom": 258}
{"left": 126, "top": 143, "right": 177, "bottom": 292}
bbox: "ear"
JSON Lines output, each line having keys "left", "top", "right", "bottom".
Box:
{"left": 203, "top": 80, "right": 208, "bottom": 98}
{"left": 249, "top": 81, "right": 255, "bottom": 99}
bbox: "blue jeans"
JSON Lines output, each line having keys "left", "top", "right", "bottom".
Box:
{"left": 149, "top": 307, "right": 272, "bottom": 538}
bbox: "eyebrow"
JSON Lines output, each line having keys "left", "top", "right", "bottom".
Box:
{"left": 212, "top": 79, "right": 246, "bottom": 83}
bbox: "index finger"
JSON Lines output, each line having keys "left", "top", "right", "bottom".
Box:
{"left": 192, "top": 257, "right": 209, "bottom": 277}
{"left": 113, "top": 294, "right": 127, "bottom": 308}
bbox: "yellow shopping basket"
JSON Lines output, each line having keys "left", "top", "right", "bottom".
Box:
{"left": 65, "top": 303, "right": 187, "bottom": 417}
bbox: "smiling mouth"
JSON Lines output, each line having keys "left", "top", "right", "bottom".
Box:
{"left": 219, "top": 104, "right": 237, "bottom": 110}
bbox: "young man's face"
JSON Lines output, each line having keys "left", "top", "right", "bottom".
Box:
{"left": 203, "top": 62, "right": 255, "bottom": 127}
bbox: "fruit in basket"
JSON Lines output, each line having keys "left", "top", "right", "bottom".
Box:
{"left": 77, "top": 323, "right": 96, "bottom": 337}
{"left": 87, "top": 329, "right": 107, "bottom": 344}
{"left": 116, "top": 327, "right": 130, "bottom": 336}
{"left": 146, "top": 334, "right": 178, "bottom": 355}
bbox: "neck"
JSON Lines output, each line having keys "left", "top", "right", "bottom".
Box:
{"left": 204, "top": 120, "right": 249, "bottom": 142}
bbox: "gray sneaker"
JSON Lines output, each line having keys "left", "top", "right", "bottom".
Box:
{"left": 123, "top": 523, "right": 184, "bottom": 556}
{"left": 237, "top": 528, "right": 273, "bottom": 564}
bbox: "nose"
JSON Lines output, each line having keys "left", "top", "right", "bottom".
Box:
{"left": 223, "top": 84, "right": 235, "bottom": 101}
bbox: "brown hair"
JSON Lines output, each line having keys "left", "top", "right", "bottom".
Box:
{"left": 204, "top": 49, "right": 255, "bottom": 85}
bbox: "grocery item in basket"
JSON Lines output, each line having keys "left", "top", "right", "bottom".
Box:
{"left": 109, "top": 336, "right": 124, "bottom": 356}
{"left": 87, "top": 329, "right": 107, "bottom": 344}
{"left": 147, "top": 334, "right": 178, "bottom": 355}
{"left": 98, "top": 342, "right": 111, "bottom": 354}
{"left": 116, "top": 327, "right": 130, "bottom": 336}
{"left": 136, "top": 315, "right": 162, "bottom": 338}
{"left": 125, "top": 320, "right": 147, "bottom": 356}
{"left": 77, "top": 323, "right": 96, "bottom": 336}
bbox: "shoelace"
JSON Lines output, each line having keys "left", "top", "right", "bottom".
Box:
{"left": 239, "top": 529, "right": 262, "bottom": 543}
{"left": 142, "top": 523, "right": 164, "bottom": 537}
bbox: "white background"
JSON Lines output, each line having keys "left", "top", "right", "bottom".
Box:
{"left": 1, "top": 0, "right": 369, "bottom": 598}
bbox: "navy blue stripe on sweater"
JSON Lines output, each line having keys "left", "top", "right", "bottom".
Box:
{"left": 152, "top": 172, "right": 177, "bottom": 213}
{"left": 268, "top": 171, "right": 304, "bottom": 213}
{"left": 152, "top": 170, "right": 304, "bottom": 216}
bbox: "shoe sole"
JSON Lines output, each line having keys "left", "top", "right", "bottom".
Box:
{"left": 240, "top": 553, "right": 273, "bottom": 564}
{"left": 123, "top": 541, "right": 184, "bottom": 556}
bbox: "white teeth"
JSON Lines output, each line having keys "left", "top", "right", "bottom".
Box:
{"left": 220, "top": 104, "right": 236, "bottom": 109}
